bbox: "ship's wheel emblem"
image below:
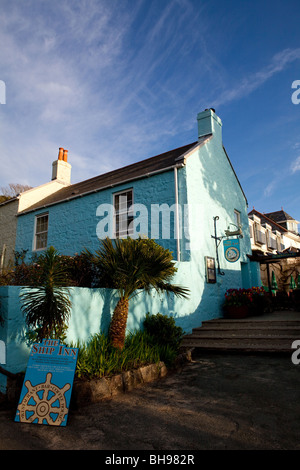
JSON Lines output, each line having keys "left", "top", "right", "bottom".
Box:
{"left": 16, "top": 372, "right": 71, "bottom": 426}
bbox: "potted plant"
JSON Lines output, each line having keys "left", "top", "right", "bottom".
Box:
{"left": 248, "top": 286, "right": 270, "bottom": 316}
{"left": 223, "top": 288, "right": 252, "bottom": 318}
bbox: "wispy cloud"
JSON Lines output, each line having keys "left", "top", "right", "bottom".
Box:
{"left": 291, "top": 156, "right": 300, "bottom": 174}
{"left": 263, "top": 153, "right": 300, "bottom": 199}
{"left": 213, "top": 48, "right": 300, "bottom": 107}
{"left": 0, "top": 0, "right": 217, "bottom": 187}
{"left": 264, "top": 180, "right": 278, "bottom": 198}
{"left": 1, "top": 0, "right": 299, "bottom": 228}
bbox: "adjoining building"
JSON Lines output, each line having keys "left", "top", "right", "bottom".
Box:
{"left": 0, "top": 148, "right": 71, "bottom": 271}
{"left": 248, "top": 208, "right": 300, "bottom": 292}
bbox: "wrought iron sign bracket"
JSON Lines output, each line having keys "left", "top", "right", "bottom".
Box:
{"left": 211, "top": 216, "right": 225, "bottom": 276}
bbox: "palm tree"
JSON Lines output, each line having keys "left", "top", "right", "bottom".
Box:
{"left": 20, "top": 246, "right": 71, "bottom": 342}
{"left": 94, "top": 237, "right": 189, "bottom": 349}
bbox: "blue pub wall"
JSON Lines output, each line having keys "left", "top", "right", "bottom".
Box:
{"left": 176, "top": 110, "right": 260, "bottom": 322}
{"left": 0, "top": 285, "right": 173, "bottom": 393}
{"left": 14, "top": 110, "right": 261, "bottom": 337}
{"left": 16, "top": 169, "right": 179, "bottom": 259}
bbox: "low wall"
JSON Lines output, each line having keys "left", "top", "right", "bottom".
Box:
{"left": 1, "top": 271, "right": 252, "bottom": 394}
{"left": 72, "top": 361, "right": 168, "bottom": 407}
{"left": 0, "top": 285, "right": 175, "bottom": 393}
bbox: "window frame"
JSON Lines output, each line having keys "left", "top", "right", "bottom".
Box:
{"left": 113, "top": 188, "right": 134, "bottom": 238}
{"left": 234, "top": 209, "right": 241, "bottom": 228}
{"left": 254, "top": 222, "right": 266, "bottom": 245}
{"left": 33, "top": 212, "right": 49, "bottom": 251}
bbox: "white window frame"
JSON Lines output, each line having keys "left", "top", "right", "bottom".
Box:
{"left": 33, "top": 212, "right": 49, "bottom": 251}
{"left": 234, "top": 209, "right": 241, "bottom": 228}
{"left": 113, "top": 189, "right": 134, "bottom": 238}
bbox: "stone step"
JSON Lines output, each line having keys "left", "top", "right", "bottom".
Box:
{"left": 199, "top": 319, "right": 300, "bottom": 329}
{"left": 183, "top": 330, "right": 300, "bottom": 339}
{"left": 180, "top": 337, "right": 296, "bottom": 353}
{"left": 181, "top": 313, "right": 300, "bottom": 353}
{"left": 189, "top": 327, "right": 300, "bottom": 338}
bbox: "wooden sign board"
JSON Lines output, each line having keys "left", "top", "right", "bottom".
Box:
{"left": 223, "top": 239, "right": 240, "bottom": 263}
{"left": 15, "top": 339, "right": 78, "bottom": 426}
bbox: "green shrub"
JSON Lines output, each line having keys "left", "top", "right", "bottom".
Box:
{"left": 73, "top": 331, "right": 162, "bottom": 379}
{"left": 72, "top": 322, "right": 183, "bottom": 380}
{"left": 0, "top": 248, "right": 106, "bottom": 288}
{"left": 143, "top": 312, "right": 183, "bottom": 350}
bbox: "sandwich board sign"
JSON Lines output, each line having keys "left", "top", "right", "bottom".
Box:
{"left": 15, "top": 339, "right": 78, "bottom": 426}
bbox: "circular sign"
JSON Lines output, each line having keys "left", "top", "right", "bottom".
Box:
{"left": 225, "top": 246, "right": 240, "bottom": 263}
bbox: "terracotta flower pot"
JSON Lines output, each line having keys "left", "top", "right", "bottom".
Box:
{"left": 224, "top": 305, "right": 249, "bottom": 319}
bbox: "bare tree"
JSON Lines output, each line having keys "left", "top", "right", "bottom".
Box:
{"left": 0, "top": 195, "right": 10, "bottom": 203}
{"left": 0, "top": 183, "right": 32, "bottom": 198}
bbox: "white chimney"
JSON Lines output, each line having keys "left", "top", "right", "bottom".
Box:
{"left": 52, "top": 147, "right": 71, "bottom": 185}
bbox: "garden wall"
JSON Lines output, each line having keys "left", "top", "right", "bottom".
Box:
{"left": 0, "top": 285, "right": 175, "bottom": 393}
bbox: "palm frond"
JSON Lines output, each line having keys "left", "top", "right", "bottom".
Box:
{"left": 95, "top": 237, "right": 189, "bottom": 300}
{"left": 20, "top": 247, "right": 72, "bottom": 341}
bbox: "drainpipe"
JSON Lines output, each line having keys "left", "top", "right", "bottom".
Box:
{"left": 174, "top": 167, "right": 181, "bottom": 262}
{"left": 0, "top": 244, "right": 6, "bottom": 273}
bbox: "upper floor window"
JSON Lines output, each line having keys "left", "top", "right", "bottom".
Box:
{"left": 234, "top": 209, "right": 241, "bottom": 227}
{"left": 34, "top": 213, "right": 48, "bottom": 250}
{"left": 254, "top": 222, "right": 266, "bottom": 245}
{"left": 113, "top": 189, "right": 134, "bottom": 238}
{"left": 287, "top": 221, "right": 298, "bottom": 233}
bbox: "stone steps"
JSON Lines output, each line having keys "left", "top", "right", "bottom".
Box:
{"left": 190, "top": 327, "right": 300, "bottom": 336}
{"left": 180, "top": 314, "right": 300, "bottom": 353}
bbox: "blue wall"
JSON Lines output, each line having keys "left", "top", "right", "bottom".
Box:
{"left": 16, "top": 169, "right": 180, "bottom": 259}
{"left": 172, "top": 127, "right": 260, "bottom": 324}
{"left": 0, "top": 285, "right": 190, "bottom": 392}
{"left": 14, "top": 110, "right": 261, "bottom": 345}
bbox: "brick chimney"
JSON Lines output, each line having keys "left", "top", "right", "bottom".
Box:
{"left": 52, "top": 147, "right": 71, "bottom": 184}
{"left": 197, "top": 108, "right": 222, "bottom": 142}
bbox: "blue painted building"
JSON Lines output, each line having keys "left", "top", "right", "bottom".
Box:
{"left": 15, "top": 109, "right": 261, "bottom": 333}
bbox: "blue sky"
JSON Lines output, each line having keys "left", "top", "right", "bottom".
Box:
{"left": 0, "top": 0, "right": 300, "bottom": 224}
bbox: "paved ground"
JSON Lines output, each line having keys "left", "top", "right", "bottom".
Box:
{"left": 0, "top": 350, "right": 299, "bottom": 451}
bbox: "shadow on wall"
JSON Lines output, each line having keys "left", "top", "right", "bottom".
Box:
{"left": 67, "top": 288, "right": 119, "bottom": 344}
{"left": 170, "top": 263, "right": 261, "bottom": 332}
{"left": 0, "top": 264, "right": 261, "bottom": 378}
{"left": 67, "top": 262, "right": 260, "bottom": 341}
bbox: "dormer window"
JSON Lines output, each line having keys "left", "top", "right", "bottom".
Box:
{"left": 287, "top": 221, "right": 298, "bottom": 233}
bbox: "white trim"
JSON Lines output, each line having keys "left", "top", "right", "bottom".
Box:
{"left": 234, "top": 209, "right": 241, "bottom": 227}
{"left": 113, "top": 188, "right": 134, "bottom": 239}
{"left": 174, "top": 167, "right": 181, "bottom": 262}
{"left": 33, "top": 212, "right": 49, "bottom": 251}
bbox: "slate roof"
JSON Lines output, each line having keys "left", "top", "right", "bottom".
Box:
{"left": 248, "top": 209, "right": 288, "bottom": 233}
{"left": 18, "top": 140, "right": 202, "bottom": 215}
{"left": 265, "top": 210, "right": 298, "bottom": 224}
{"left": 18, "top": 133, "right": 246, "bottom": 215}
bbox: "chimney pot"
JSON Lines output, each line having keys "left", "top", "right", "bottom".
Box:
{"left": 58, "top": 147, "right": 64, "bottom": 160}
{"left": 52, "top": 149, "right": 71, "bottom": 184}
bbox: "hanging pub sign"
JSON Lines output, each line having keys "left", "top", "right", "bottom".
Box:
{"left": 223, "top": 239, "right": 240, "bottom": 263}
{"left": 15, "top": 339, "right": 78, "bottom": 427}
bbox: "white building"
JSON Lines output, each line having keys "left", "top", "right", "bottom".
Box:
{"left": 248, "top": 209, "right": 300, "bottom": 255}
{"left": 0, "top": 148, "right": 71, "bottom": 270}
